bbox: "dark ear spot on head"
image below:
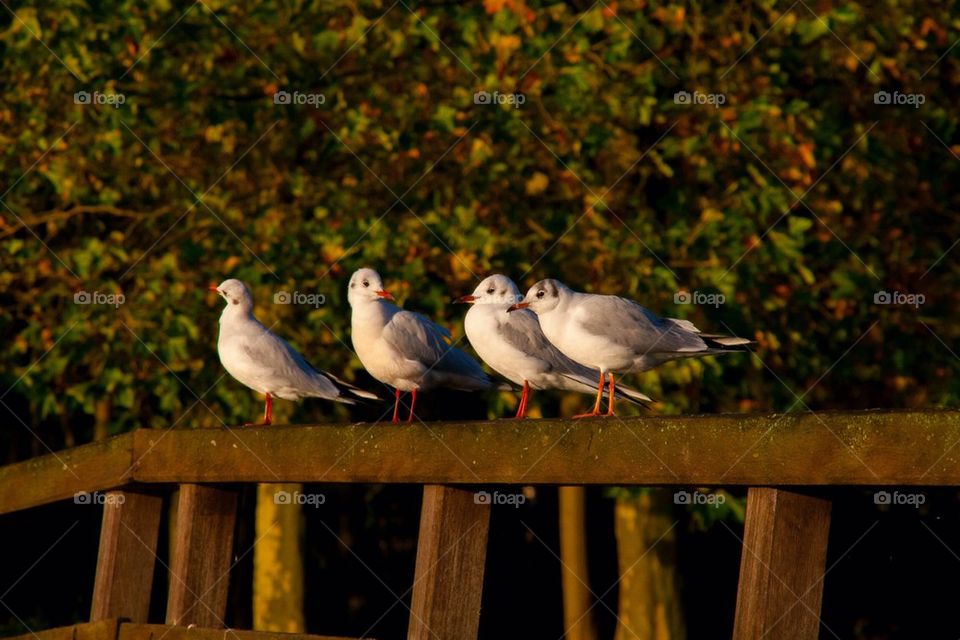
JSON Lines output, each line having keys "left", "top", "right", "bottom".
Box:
{"left": 552, "top": 289, "right": 558, "bottom": 297}
{"left": 230, "top": 298, "right": 238, "bottom": 305}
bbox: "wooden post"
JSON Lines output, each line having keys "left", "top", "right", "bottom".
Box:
{"left": 559, "top": 486, "right": 597, "bottom": 640}
{"left": 253, "top": 483, "right": 305, "bottom": 632}
{"left": 407, "top": 485, "right": 491, "bottom": 640}
{"left": 91, "top": 489, "right": 164, "bottom": 622}
{"left": 166, "top": 484, "right": 239, "bottom": 627}
{"left": 733, "top": 487, "right": 832, "bottom": 640}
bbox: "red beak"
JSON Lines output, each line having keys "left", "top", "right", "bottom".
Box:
{"left": 455, "top": 295, "right": 476, "bottom": 304}
{"left": 208, "top": 284, "right": 219, "bottom": 292}
{"left": 506, "top": 302, "right": 530, "bottom": 313}
{"left": 376, "top": 289, "right": 394, "bottom": 301}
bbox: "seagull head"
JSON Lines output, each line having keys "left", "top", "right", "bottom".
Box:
{"left": 210, "top": 279, "right": 254, "bottom": 312}
{"left": 348, "top": 268, "right": 394, "bottom": 305}
{"left": 508, "top": 278, "right": 569, "bottom": 314}
{"left": 456, "top": 274, "right": 522, "bottom": 306}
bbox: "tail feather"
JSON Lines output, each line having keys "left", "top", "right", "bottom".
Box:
{"left": 323, "top": 372, "right": 380, "bottom": 402}
{"left": 701, "top": 334, "right": 755, "bottom": 351}
{"left": 612, "top": 384, "right": 655, "bottom": 408}
{"left": 558, "top": 372, "right": 656, "bottom": 408}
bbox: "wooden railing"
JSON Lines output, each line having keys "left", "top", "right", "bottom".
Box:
{"left": 1, "top": 409, "right": 958, "bottom": 640}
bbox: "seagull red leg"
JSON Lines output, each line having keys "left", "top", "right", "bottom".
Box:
{"left": 262, "top": 392, "right": 273, "bottom": 426}
{"left": 574, "top": 371, "right": 605, "bottom": 418}
{"left": 605, "top": 373, "right": 616, "bottom": 416}
{"left": 515, "top": 381, "right": 530, "bottom": 419}
{"left": 392, "top": 389, "right": 401, "bottom": 424}
{"left": 407, "top": 388, "right": 418, "bottom": 423}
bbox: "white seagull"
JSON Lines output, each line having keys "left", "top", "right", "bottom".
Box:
{"left": 508, "top": 279, "right": 753, "bottom": 417}
{"left": 456, "top": 274, "right": 652, "bottom": 418}
{"left": 348, "top": 268, "right": 507, "bottom": 423}
{"left": 211, "top": 278, "right": 377, "bottom": 425}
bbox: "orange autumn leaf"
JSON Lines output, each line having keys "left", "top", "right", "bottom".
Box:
{"left": 484, "top": 0, "right": 507, "bottom": 14}
{"left": 798, "top": 143, "right": 816, "bottom": 169}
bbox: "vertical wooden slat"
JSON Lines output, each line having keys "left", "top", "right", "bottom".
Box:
{"left": 91, "top": 489, "right": 164, "bottom": 622}
{"left": 253, "top": 482, "right": 305, "bottom": 632}
{"left": 559, "top": 486, "right": 597, "bottom": 640}
{"left": 733, "top": 487, "right": 832, "bottom": 640}
{"left": 165, "top": 484, "right": 238, "bottom": 627}
{"left": 407, "top": 485, "right": 491, "bottom": 640}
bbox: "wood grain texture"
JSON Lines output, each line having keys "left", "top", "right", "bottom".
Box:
{"left": 119, "top": 623, "right": 361, "bottom": 640}
{"left": 91, "top": 489, "right": 164, "bottom": 622}
{"left": 2, "top": 619, "right": 121, "bottom": 640}
{"left": 129, "top": 410, "right": 960, "bottom": 486}
{"left": 733, "top": 488, "right": 832, "bottom": 640}
{"left": 0, "top": 432, "right": 134, "bottom": 514}
{"left": 165, "top": 484, "right": 239, "bottom": 627}
{"left": 3, "top": 409, "right": 960, "bottom": 518}
{"left": 3, "top": 621, "right": 363, "bottom": 640}
{"left": 407, "top": 485, "right": 491, "bottom": 640}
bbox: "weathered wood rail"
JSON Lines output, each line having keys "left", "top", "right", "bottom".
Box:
{"left": 0, "top": 409, "right": 956, "bottom": 640}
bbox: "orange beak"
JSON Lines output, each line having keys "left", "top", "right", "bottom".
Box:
{"left": 455, "top": 295, "right": 476, "bottom": 304}
{"left": 376, "top": 289, "right": 394, "bottom": 301}
{"left": 506, "top": 302, "right": 530, "bottom": 313}
{"left": 208, "top": 284, "right": 219, "bottom": 292}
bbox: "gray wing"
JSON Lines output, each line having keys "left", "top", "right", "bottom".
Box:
{"left": 383, "top": 310, "right": 452, "bottom": 366}
{"left": 498, "top": 310, "right": 595, "bottom": 377}
{"left": 384, "top": 310, "right": 491, "bottom": 382}
{"left": 243, "top": 330, "right": 361, "bottom": 400}
{"left": 499, "top": 310, "right": 651, "bottom": 403}
{"left": 578, "top": 296, "right": 708, "bottom": 355}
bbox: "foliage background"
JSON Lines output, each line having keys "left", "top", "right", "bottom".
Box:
{"left": 1, "top": 0, "right": 959, "bottom": 638}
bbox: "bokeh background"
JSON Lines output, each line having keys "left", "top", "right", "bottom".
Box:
{"left": 2, "top": 1, "right": 959, "bottom": 638}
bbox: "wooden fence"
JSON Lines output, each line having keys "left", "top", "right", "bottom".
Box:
{"left": 1, "top": 409, "right": 957, "bottom": 639}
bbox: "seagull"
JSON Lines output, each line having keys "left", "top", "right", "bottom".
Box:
{"left": 348, "top": 268, "right": 508, "bottom": 423}
{"left": 211, "top": 278, "right": 377, "bottom": 425}
{"left": 455, "top": 274, "right": 653, "bottom": 418}
{"left": 508, "top": 279, "right": 753, "bottom": 417}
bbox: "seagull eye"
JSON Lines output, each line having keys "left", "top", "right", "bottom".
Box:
{"left": 536, "top": 290, "right": 545, "bottom": 299}
{"left": 362, "top": 281, "right": 369, "bottom": 288}
{"left": 486, "top": 288, "right": 495, "bottom": 295}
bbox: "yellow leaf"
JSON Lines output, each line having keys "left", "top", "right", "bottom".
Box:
{"left": 525, "top": 171, "right": 549, "bottom": 195}
{"left": 204, "top": 125, "right": 223, "bottom": 143}
{"left": 491, "top": 33, "right": 521, "bottom": 63}
{"left": 469, "top": 137, "right": 493, "bottom": 165}
{"left": 700, "top": 207, "right": 724, "bottom": 223}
